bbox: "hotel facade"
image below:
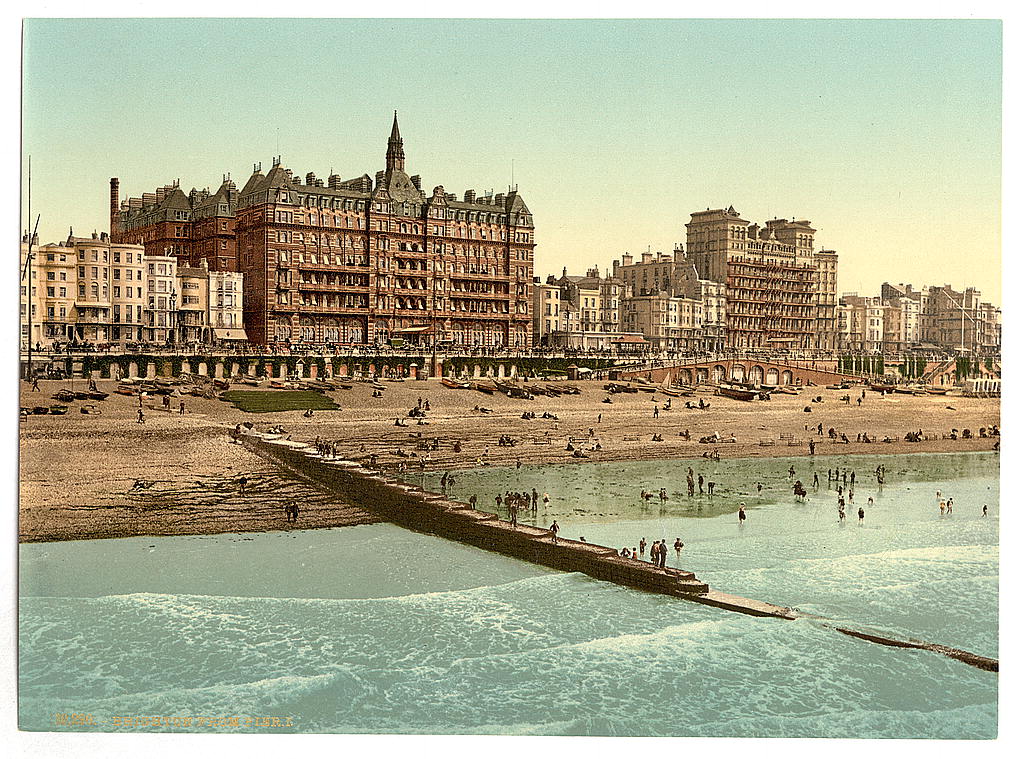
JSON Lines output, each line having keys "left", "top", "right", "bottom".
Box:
{"left": 111, "top": 114, "right": 535, "bottom": 349}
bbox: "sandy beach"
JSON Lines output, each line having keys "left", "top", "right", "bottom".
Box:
{"left": 19, "top": 376, "right": 999, "bottom": 543}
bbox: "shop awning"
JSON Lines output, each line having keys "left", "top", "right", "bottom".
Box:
{"left": 393, "top": 325, "right": 433, "bottom": 334}
{"left": 213, "top": 328, "right": 249, "bottom": 341}
{"left": 612, "top": 335, "right": 648, "bottom": 344}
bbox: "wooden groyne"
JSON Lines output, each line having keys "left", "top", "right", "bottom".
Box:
{"left": 240, "top": 432, "right": 997, "bottom": 672}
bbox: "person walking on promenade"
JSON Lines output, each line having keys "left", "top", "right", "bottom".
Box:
{"left": 698, "top": 474, "right": 705, "bottom": 494}
{"left": 549, "top": 520, "right": 560, "bottom": 543}
{"left": 179, "top": 399, "right": 186, "bottom": 415}
{"left": 850, "top": 471, "right": 856, "bottom": 486}
{"left": 809, "top": 440, "right": 815, "bottom": 455}
{"left": 788, "top": 465, "right": 796, "bottom": 480}
{"left": 708, "top": 481, "right": 715, "bottom": 496}
{"left": 738, "top": 504, "right": 746, "bottom": 524}
{"left": 813, "top": 472, "right": 819, "bottom": 489}
{"left": 137, "top": 408, "right": 145, "bottom": 424}
{"left": 532, "top": 488, "right": 539, "bottom": 510}
{"left": 31, "top": 377, "right": 39, "bottom": 391}
{"left": 858, "top": 506, "right": 865, "bottom": 524}
{"left": 469, "top": 494, "right": 477, "bottom": 509}
{"left": 983, "top": 504, "right": 988, "bottom": 517}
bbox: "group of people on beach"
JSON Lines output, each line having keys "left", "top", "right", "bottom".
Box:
{"left": 495, "top": 489, "right": 548, "bottom": 527}
{"left": 617, "top": 537, "right": 683, "bottom": 566}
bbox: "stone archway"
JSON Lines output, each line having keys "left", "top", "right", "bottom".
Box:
{"left": 712, "top": 365, "right": 726, "bottom": 383}
{"left": 749, "top": 365, "right": 764, "bottom": 386}
{"left": 766, "top": 367, "right": 780, "bottom": 386}
{"left": 128, "top": 361, "right": 139, "bottom": 379}
{"left": 730, "top": 364, "right": 746, "bottom": 382}
{"left": 107, "top": 362, "right": 121, "bottom": 380}
{"left": 198, "top": 362, "right": 208, "bottom": 376}
{"left": 782, "top": 370, "right": 793, "bottom": 385}
{"left": 696, "top": 368, "right": 709, "bottom": 383}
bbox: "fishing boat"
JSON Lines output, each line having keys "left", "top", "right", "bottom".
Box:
{"left": 441, "top": 377, "right": 471, "bottom": 390}
{"left": 524, "top": 384, "right": 548, "bottom": 396}
{"left": 52, "top": 389, "right": 76, "bottom": 403}
{"left": 86, "top": 391, "right": 109, "bottom": 401}
{"left": 561, "top": 385, "right": 582, "bottom": 395}
{"left": 371, "top": 381, "right": 387, "bottom": 391}
{"left": 72, "top": 391, "right": 92, "bottom": 401}
{"left": 32, "top": 406, "right": 50, "bottom": 415}
{"left": 772, "top": 386, "right": 801, "bottom": 395}
{"left": 49, "top": 405, "right": 69, "bottom": 415}
{"left": 473, "top": 382, "right": 495, "bottom": 395}
{"left": 115, "top": 384, "right": 137, "bottom": 396}
{"left": 212, "top": 379, "right": 231, "bottom": 391}
{"left": 716, "top": 384, "right": 760, "bottom": 401}
{"left": 544, "top": 385, "right": 564, "bottom": 396}
{"left": 660, "top": 388, "right": 682, "bottom": 397}
{"left": 923, "top": 386, "right": 950, "bottom": 395}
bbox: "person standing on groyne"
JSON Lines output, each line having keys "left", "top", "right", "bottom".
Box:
{"left": 549, "top": 520, "right": 560, "bottom": 543}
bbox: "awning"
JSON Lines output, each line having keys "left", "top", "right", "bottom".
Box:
{"left": 393, "top": 325, "right": 433, "bottom": 334}
{"left": 213, "top": 328, "right": 249, "bottom": 341}
{"left": 612, "top": 335, "right": 648, "bottom": 344}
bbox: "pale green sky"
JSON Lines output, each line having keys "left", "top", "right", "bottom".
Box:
{"left": 21, "top": 18, "right": 1002, "bottom": 303}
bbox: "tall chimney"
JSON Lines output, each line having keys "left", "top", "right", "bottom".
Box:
{"left": 109, "top": 178, "right": 120, "bottom": 237}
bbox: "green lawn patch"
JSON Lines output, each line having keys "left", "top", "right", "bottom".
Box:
{"left": 220, "top": 390, "right": 340, "bottom": 413}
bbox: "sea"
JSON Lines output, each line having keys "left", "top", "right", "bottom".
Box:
{"left": 19, "top": 451, "right": 998, "bottom": 738}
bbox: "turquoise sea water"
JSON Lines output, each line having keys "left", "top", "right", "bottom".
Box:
{"left": 19, "top": 452, "right": 998, "bottom": 737}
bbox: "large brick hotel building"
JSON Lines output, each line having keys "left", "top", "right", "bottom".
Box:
{"left": 110, "top": 114, "right": 536, "bottom": 348}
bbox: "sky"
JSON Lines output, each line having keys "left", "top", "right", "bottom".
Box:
{"left": 20, "top": 18, "right": 1002, "bottom": 303}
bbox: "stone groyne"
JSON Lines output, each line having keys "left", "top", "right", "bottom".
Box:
{"left": 240, "top": 432, "right": 997, "bottom": 672}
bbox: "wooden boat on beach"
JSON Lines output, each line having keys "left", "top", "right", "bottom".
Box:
{"left": 52, "top": 389, "right": 76, "bottom": 403}
{"left": 473, "top": 382, "right": 495, "bottom": 395}
{"left": 772, "top": 386, "right": 800, "bottom": 395}
{"left": 441, "top": 377, "right": 472, "bottom": 390}
{"left": 49, "top": 405, "right": 69, "bottom": 415}
{"left": 717, "top": 384, "right": 760, "bottom": 401}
